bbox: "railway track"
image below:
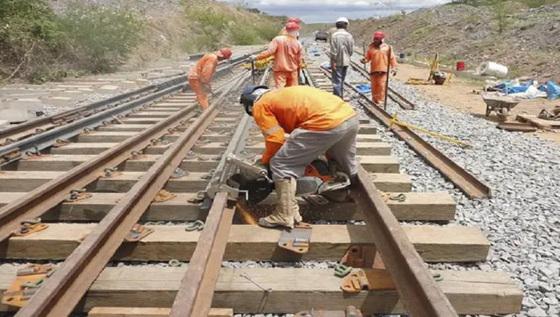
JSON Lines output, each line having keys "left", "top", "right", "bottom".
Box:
{"left": 305, "top": 54, "right": 490, "bottom": 199}
{"left": 0, "top": 50, "right": 521, "bottom": 316}
{"left": 0, "top": 53, "right": 251, "bottom": 166}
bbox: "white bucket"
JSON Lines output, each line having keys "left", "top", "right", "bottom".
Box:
{"left": 478, "top": 61, "right": 508, "bottom": 78}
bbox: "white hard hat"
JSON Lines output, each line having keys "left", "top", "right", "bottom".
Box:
{"left": 336, "top": 17, "right": 349, "bottom": 24}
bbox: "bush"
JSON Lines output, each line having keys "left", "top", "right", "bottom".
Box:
{"left": 0, "top": 0, "right": 64, "bottom": 80}
{"left": 60, "top": 4, "right": 144, "bottom": 73}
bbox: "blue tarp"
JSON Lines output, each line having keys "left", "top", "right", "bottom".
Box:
{"left": 355, "top": 84, "right": 371, "bottom": 94}
{"left": 538, "top": 81, "right": 560, "bottom": 100}
{"left": 494, "top": 80, "right": 533, "bottom": 94}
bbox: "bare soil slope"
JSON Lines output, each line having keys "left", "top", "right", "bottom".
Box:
{"left": 351, "top": 1, "right": 560, "bottom": 80}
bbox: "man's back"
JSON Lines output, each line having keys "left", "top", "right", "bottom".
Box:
{"left": 330, "top": 29, "right": 354, "bottom": 67}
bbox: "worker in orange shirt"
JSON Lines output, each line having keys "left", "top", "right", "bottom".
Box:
{"left": 361, "top": 31, "right": 397, "bottom": 106}
{"left": 187, "top": 48, "right": 233, "bottom": 109}
{"left": 252, "top": 22, "right": 303, "bottom": 89}
{"left": 240, "top": 85, "right": 358, "bottom": 229}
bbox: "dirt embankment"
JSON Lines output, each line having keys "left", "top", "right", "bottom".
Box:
{"left": 350, "top": 1, "right": 560, "bottom": 81}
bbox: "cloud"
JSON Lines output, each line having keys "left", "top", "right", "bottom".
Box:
{"left": 219, "top": 0, "right": 451, "bottom": 22}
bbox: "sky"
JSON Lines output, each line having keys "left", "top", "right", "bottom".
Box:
{"left": 219, "top": 0, "right": 452, "bottom": 23}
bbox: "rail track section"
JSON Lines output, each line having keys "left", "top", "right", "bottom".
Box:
{"left": 307, "top": 60, "right": 490, "bottom": 199}
{"left": 0, "top": 64, "right": 521, "bottom": 315}
{"left": 0, "top": 53, "right": 253, "bottom": 166}
{"left": 1, "top": 65, "right": 252, "bottom": 316}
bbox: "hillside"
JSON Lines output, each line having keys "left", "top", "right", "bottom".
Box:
{"left": 350, "top": 1, "right": 560, "bottom": 80}
{"left": 0, "top": 0, "right": 281, "bottom": 83}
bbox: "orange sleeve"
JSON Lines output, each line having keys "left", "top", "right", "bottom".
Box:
{"left": 257, "top": 38, "right": 278, "bottom": 60}
{"left": 364, "top": 48, "right": 372, "bottom": 62}
{"left": 199, "top": 57, "right": 217, "bottom": 84}
{"left": 252, "top": 102, "right": 285, "bottom": 164}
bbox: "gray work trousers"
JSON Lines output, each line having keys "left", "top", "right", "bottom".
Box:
{"left": 270, "top": 115, "right": 359, "bottom": 180}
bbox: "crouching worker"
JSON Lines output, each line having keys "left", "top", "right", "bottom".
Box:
{"left": 240, "top": 85, "right": 359, "bottom": 229}
{"left": 187, "top": 48, "right": 233, "bottom": 109}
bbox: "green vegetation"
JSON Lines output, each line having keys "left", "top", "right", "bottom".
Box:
{"left": 0, "top": 0, "right": 144, "bottom": 82}
{"left": 1, "top": 0, "right": 280, "bottom": 83}
{"left": 183, "top": 0, "right": 281, "bottom": 51}
{"left": 0, "top": 0, "right": 65, "bottom": 81}
{"left": 59, "top": 4, "right": 144, "bottom": 73}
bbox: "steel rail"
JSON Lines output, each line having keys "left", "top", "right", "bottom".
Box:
{"left": 348, "top": 60, "right": 414, "bottom": 110}
{"left": 351, "top": 166, "right": 458, "bottom": 316}
{"left": 0, "top": 52, "right": 256, "bottom": 164}
{"left": 15, "top": 71, "right": 251, "bottom": 317}
{"left": 0, "top": 82, "right": 185, "bottom": 166}
{"left": 170, "top": 68, "right": 269, "bottom": 316}
{"left": 306, "top": 66, "right": 457, "bottom": 316}
{"left": 319, "top": 66, "right": 491, "bottom": 199}
{"left": 0, "top": 99, "right": 197, "bottom": 243}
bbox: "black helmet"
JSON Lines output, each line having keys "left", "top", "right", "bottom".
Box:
{"left": 240, "top": 85, "right": 269, "bottom": 116}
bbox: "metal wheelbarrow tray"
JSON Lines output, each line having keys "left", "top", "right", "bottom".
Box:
{"left": 481, "top": 92, "right": 520, "bottom": 117}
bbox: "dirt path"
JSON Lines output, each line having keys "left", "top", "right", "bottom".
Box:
{"left": 394, "top": 63, "right": 560, "bottom": 143}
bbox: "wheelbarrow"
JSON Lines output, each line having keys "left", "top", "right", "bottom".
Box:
{"left": 481, "top": 92, "right": 520, "bottom": 118}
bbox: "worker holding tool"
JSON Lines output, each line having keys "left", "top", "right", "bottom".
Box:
{"left": 329, "top": 17, "right": 354, "bottom": 99}
{"left": 361, "top": 31, "right": 397, "bottom": 106}
{"left": 239, "top": 85, "right": 358, "bottom": 229}
{"left": 251, "top": 22, "right": 303, "bottom": 88}
{"left": 187, "top": 48, "right": 233, "bottom": 109}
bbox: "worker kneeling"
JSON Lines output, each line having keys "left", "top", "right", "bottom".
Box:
{"left": 240, "top": 85, "right": 359, "bottom": 229}
{"left": 187, "top": 48, "right": 233, "bottom": 110}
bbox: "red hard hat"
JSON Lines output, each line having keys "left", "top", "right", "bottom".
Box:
{"left": 285, "top": 21, "right": 301, "bottom": 32}
{"left": 373, "top": 31, "right": 385, "bottom": 41}
{"left": 287, "top": 17, "right": 302, "bottom": 24}
{"left": 218, "top": 48, "right": 232, "bottom": 59}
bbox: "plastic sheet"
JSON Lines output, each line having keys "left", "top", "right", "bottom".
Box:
{"left": 355, "top": 84, "right": 371, "bottom": 94}
{"left": 538, "top": 81, "right": 560, "bottom": 100}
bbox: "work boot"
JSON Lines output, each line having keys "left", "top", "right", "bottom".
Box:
{"left": 258, "top": 178, "right": 300, "bottom": 229}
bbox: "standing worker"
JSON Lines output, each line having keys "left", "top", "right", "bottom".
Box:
{"left": 361, "top": 31, "right": 397, "bottom": 106}
{"left": 329, "top": 17, "right": 354, "bottom": 99}
{"left": 239, "top": 85, "right": 359, "bottom": 229}
{"left": 252, "top": 22, "right": 303, "bottom": 89}
{"left": 187, "top": 48, "right": 233, "bottom": 110}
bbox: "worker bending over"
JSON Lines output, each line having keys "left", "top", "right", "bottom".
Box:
{"left": 252, "top": 22, "right": 303, "bottom": 88}
{"left": 361, "top": 31, "right": 397, "bottom": 105}
{"left": 329, "top": 17, "right": 354, "bottom": 98}
{"left": 240, "top": 85, "right": 359, "bottom": 229}
{"left": 187, "top": 48, "right": 233, "bottom": 109}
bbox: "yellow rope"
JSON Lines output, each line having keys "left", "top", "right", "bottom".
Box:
{"left": 389, "top": 113, "right": 471, "bottom": 148}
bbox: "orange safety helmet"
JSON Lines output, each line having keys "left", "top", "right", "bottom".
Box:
{"left": 287, "top": 17, "right": 302, "bottom": 24}
{"left": 285, "top": 21, "right": 301, "bottom": 32}
{"left": 373, "top": 31, "right": 385, "bottom": 41}
{"left": 218, "top": 48, "right": 232, "bottom": 59}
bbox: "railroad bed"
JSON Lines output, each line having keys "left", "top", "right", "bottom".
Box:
{"left": 0, "top": 57, "right": 522, "bottom": 316}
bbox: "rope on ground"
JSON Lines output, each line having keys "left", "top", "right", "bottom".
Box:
{"left": 390, "top": 113, "right": 472, "bottom": 148}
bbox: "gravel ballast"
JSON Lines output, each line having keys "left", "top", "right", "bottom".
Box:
{"left": 343, "top": 63, "right": 559, "bottom": 317}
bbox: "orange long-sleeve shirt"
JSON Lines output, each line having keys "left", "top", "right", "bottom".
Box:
{"left": 252, "top": 86, "right": 356, "bottom": 163}
{"left": 187, "top": 53, "right": 218, "bottom": 84}
{"left": 256, "top": 35, "right": 302, "bottom": 72}
{"left": 364, "top": 43, "right": 397, "bottom": 73}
